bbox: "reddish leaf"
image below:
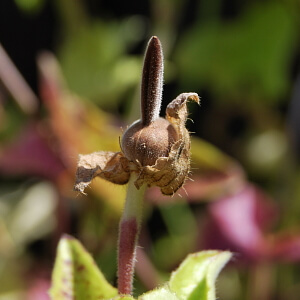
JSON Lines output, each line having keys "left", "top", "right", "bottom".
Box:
{"left": 202, "top": 185, "right": 278, "bottom": 261}
{"left": 0, "top": 123, "right": 66, "bottom": 180}
{"left": 26, "top": 279, "right": 50, "bottom": 300}
{"left": 270, "top": 234, "right": 300, "bottom": 262}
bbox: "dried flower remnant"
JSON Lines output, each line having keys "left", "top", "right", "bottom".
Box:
{"left": 75, "top": 151, "right": 130, "bottom": 194}
{"left": 74, "top": 36, "right": 199, "bottom": 196}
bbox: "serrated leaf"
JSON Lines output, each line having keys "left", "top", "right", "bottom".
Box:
{"left": 50, "top": 235, "right": 118, "bottom": 300}
{"left": 169, "top": 251, "right": 232, "bottom": 300}
{"left": 139, "top": 286, "right": 179, "bottom": 300}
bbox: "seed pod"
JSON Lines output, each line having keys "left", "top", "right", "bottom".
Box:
{"left": 74, "top": 36, "right": 199, "bottom": 196}
{"left": 121, "top": 118, "right": 178, "bottom": 166}
{"left": 120, "top": 36, "right": 200, "bottom": 194}
{"left": 121, "top": 36, "right": 174, "bottom": 166}
{"left": 133, "top": 92, "right": 200, "bottom": 195}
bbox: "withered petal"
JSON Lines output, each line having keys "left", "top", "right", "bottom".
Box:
{"left": 74, "top": 151, "right": 130, "bottom": 194}
{"left": 166, "top": 93, "right": 200, "bottom": 137}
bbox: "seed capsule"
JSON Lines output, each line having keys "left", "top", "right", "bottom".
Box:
{"left": 121, "top": 117, "right": 178, "bottom": 166}
{"left": 74, "top": 35, "right": 200, "bottom": 196}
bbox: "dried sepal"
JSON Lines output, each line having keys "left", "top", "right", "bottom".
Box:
{"left": 134, "top": 140, "right": 188, "bottom": 195}
{"left": 134, "top": 93, "right": 200, "bottom": 195}
{"left": 74, "top": 151, "right": 130, "bottom": 194}
{"left": 166, "top": 93, "right": 200, "bottom": 137}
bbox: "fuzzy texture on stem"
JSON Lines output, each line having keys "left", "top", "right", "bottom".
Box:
{"left": 118, "top": 218, "right": 138, "bottom": 295}
{"left": 141, "top": 36, "right": 164, "bottom": 126}
{"left": 117, "top": 174, "right": 146, "bottom": 295}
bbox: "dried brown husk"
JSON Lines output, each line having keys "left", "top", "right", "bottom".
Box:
{"left": 74, "top": 93, "right": 199, "bottom": 196}
{"left": 134, "top": 93, "right": 199, "bottom": 195}
{"left": 74, "top": 151, "right": 130, "bottom": 194}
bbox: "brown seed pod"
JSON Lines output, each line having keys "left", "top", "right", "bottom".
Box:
{"left": 121, "top": 118, "right": 178, "bottom": 166}
{"left": 74, "top": 36, "right": 200, "bottom": 196}
{"left": 133, "top": 92, "right": 200, "bottom": 195}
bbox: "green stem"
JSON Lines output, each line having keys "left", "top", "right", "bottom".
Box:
{"left": 117, "top": 174, "right": 146, "bottom": 295}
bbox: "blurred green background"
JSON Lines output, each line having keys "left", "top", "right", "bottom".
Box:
{"left": 0, "top": 0, "right": 300, "bottom": 299}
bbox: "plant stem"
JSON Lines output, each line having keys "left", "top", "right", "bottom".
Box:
{"left": 117, "top": 173, "right": 146, "bottom": 295}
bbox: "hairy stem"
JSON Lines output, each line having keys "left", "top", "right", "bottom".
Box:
{"left": 141, "top": 36, "right": 164, "bottom": 126}
{"left": 117, "top": 174, "right": 146, "bottom": 295}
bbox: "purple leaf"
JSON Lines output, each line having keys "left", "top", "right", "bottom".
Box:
{"left": 0, "top": 123, "right": 66, "bottom": 181}
{"left": 202, "top": 185, "right": 278, "bottom": 261}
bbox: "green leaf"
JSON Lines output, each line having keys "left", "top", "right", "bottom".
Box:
{"left": 50, "top": 235, "right": 118, "bottom": 300}
{"left": 58, "top": 22, "right": 141, "bottom": 107}
{"left": 176, "top": 2, "right": 297, "bottom": 103}
{"left": 139, "top": 286, "right": 179, "bottom": 300}
{"left": 169, "top": 251, "right": 232, "bottom": 300}
{"left": 14, "top": 0, "right": 45, "bottom": 14}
